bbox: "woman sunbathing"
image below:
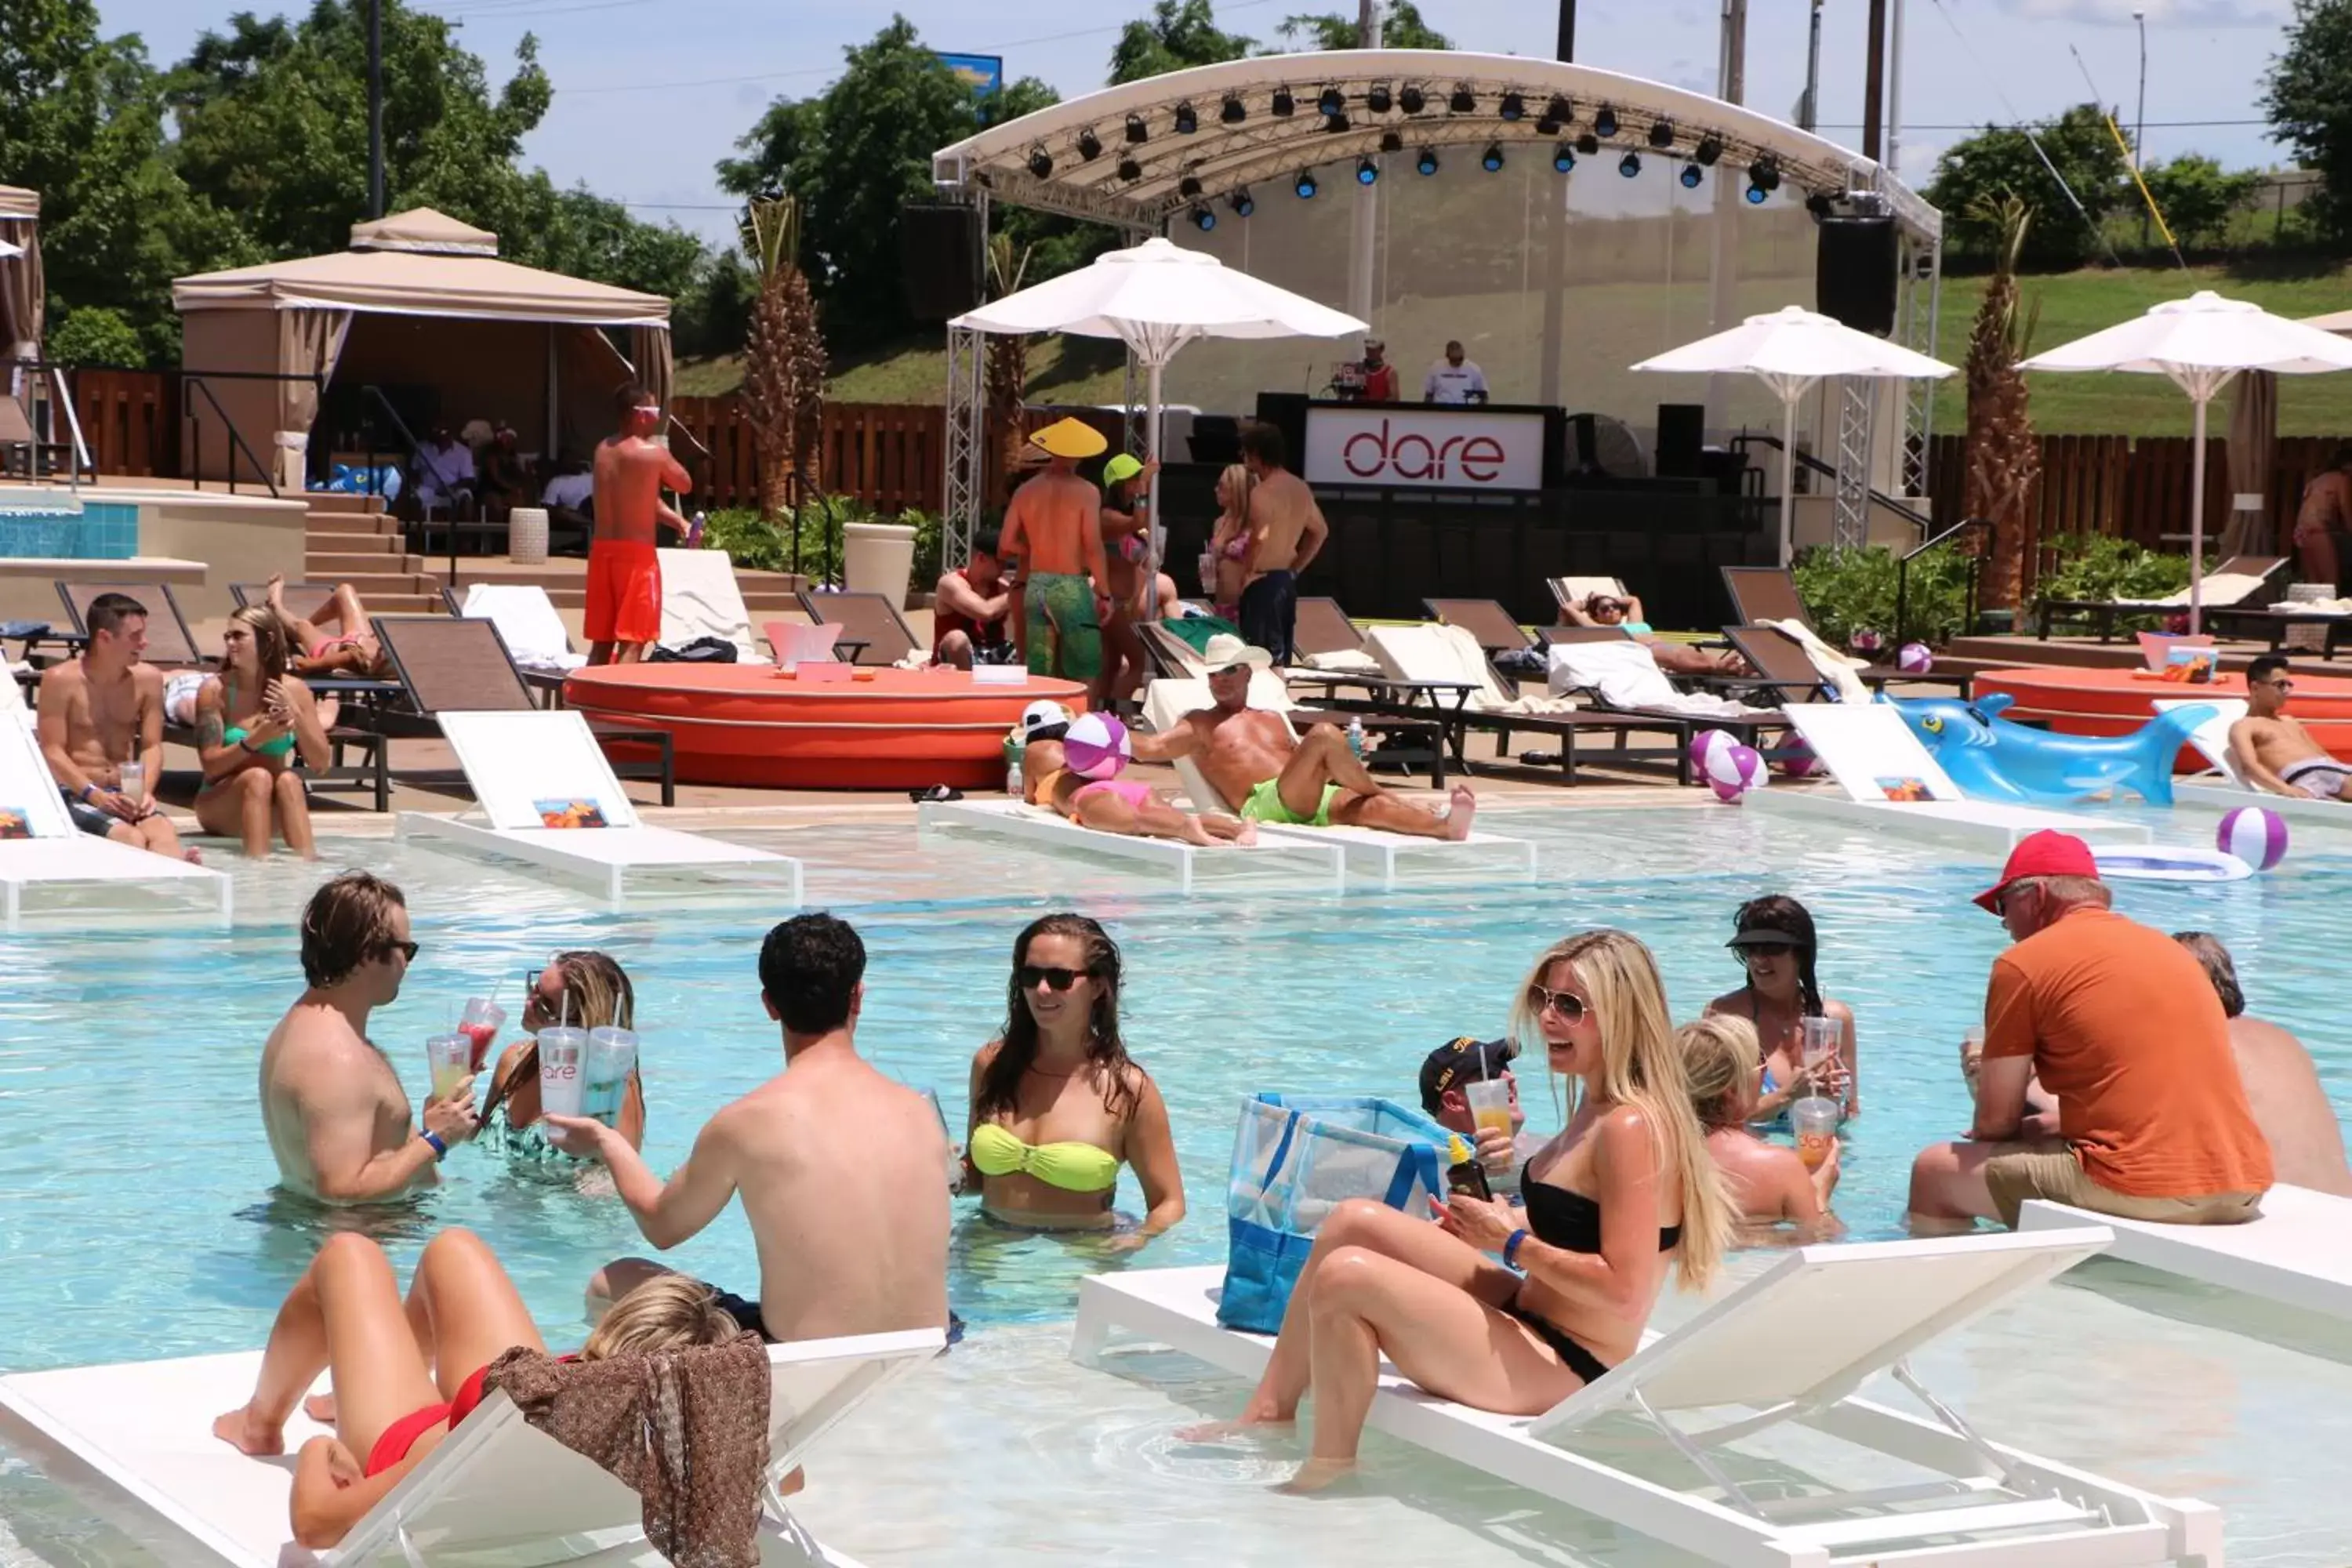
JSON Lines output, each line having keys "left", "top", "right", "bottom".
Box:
{"left": 1680, "top": 1015, "right": 1841, "bottom": 1236}
{"left": 266, "top": 575, "right": 394, "bottom": 680}
{"left": 212, "top": 1228, "right": 738, "bottom": 1549}
{"left": 481, "top": 949, "right": 648, "bottom": 1160}
{"left": 1188, "top": 929, "right": 1730, "bottom": 1490}
{"left": 960, "top": 913, "right": 1185, "bottom": 1247}
{"left": 1564, "top": 590, "right": 1749, "bottom": 677}
{"left": 1019, "top": 704, "right": 1256, "bottom": 848}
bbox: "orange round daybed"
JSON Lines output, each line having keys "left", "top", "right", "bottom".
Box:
{"left": 1973, "top": 665, "right": 2352, "bottom": 763}
{"left": 562, "top": 664, "right": 1089, "bottom": 789}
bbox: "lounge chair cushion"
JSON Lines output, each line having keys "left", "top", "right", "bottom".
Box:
{"left": 1301, "top": 647, "right": 1381, "bottom": 673}
{"left": 1548, "top": 639, "right": 1775, "bottom": 717}
{"left": 461, "top": 584, "right": 584, "bottom": 673}
{"left": 2122, "top": 571, "right": 2268, "bottom": 609}
{"left": 658, "top": 549, "right": 762, "bottom": 662}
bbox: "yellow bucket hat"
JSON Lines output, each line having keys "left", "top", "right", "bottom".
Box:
{"left": 1027, "top": 416, "right": 1109, "bottom": 459}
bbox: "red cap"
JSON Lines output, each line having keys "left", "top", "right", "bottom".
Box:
{"left": 1974, "top": 829, "right": 2100, "bottom": 913}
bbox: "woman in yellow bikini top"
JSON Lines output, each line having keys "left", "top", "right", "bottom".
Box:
{"left": 960, "top": 913, "right": 1185, "bottom": 1244}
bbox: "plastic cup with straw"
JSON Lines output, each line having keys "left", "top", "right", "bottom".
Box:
{"left": 537, "top": 990, "right": 587, "bottom": 1120}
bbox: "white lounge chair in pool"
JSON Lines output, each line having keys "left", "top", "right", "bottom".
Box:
{"left": 916, "top": 797, "right": 1346, "bottom": 893}
{"left": 396, "top": 709, "right": 804, "bottom": 906}
{"left": 1744, "top": 702, "right": 2154, "bottom": 852}
{"left": 2020, "top": 1184, "right": 2352, "bottom": 1318}
{"left": 0, "top": 1326, "right": 944, "bottom": 1568}
{"left": 1073, "top": 1231, "right": 2221, "bottom": 1568}
{"left": 659, "top": 546, "right": 767, "bottom": 662}
{"left": 1138, "top": 678, "right": 1536, "bottom": 887}
{"left": 0, "top": 710, "right": 230, "bottom": 930}
{"left": 2158, "top": 697, "right": 2352, "bottom": 829}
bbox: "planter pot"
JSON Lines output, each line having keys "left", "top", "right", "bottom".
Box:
{"left": 842, "top": 521, "right": 919, "bottom": 608}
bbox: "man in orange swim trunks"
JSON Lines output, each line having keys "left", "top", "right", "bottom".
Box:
{"left": 587, "top": 382, "right": 693, "bottom": 664}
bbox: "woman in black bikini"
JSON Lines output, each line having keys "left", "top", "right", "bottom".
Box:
{"left": 1191, "top": 929, "right": 1730, "bottom": 1490}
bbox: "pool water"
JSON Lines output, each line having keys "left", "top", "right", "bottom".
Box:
{"left": 2, "top": 803, "right": 2350, "bottom": 1564}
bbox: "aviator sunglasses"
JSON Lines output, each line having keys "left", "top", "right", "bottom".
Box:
{"left": 1526, "top": 982, "right": 1588, "bottom": 1024}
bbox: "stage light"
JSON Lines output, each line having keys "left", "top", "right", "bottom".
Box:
{"left": 1594, "top": 105, "right": 1618, "bottom": 139}
{"left": 1747, "top": 157, "right": 1780, "bottom": 205}
{"left": 1416, "top": 147, "right": 1439, "bottom": 176}
{"left": 1076, "top": 128, "right": 1102, "bottom": 161}
{"left": 1026, "top": 147, "right": 1053, "bottom": 179}
{"left": 1324, "top": 112, "right": 1351, "bottom": 133}
{"left": 1499, "top": 92, "right": 1526, "bottom": 122}
{"left": 1804, "top": 191, "right": 1834, "bottom": 218}
{"left": 1356, "top": 155, "right": 1379, "bottom": 186}
{"left": 1577, "top": 132, "right": 1599, "bottom": 155}
{"left": 1450, "top": 86, "right": 1476, "bottom": 114}
{"left": 1695, "top": 135, "right": 1722, "bottom": 165}
{"left": 1117, "top": 156, "right": 1142, "bottom": 182}
{"left": 1679, "top": 162, "right": 1703, "bottom": 188}
{"left": 1553, "top": 143, "right": 1576, "bottom": 172}
{"left": 1399, "top": 84, "right": 1426, "bottom": 114}
{"left": 1536, "top": 113, "right": 1562, "bottom": 136}
{"left": 1481, "top": 143, "right": 1505, "bottom": 172}
{"left": 1366, "top": 83, "right": 1392, "bottom": 114}
{"left": 1380, "top": 129, "right": 1403, "bottom": 153}
{"left": 1649, "top": 119, "right": 1675, "bottom": 150}
{"left": 1295, "top": 170, "right": 1319, "bottom": 199}
{"left": 1545, "top": 95, "right": 1573, "bottom": 125}
{"left": 1229, "top": 188, "right": 1255, "bottom": 217}
{"left": 1178, "top": 173, "right": 1203, "bottom": 200}
{"left": 1618, "top": 151, "right": 1641, "bottom": 178}
{"left": 1174, "top": 102, "right": 1198, "bottom": 134}
{"left": 1746, "top": 183, "right": 1769, "bottom": 205}
{"left": 1319, "top": 86, "right": 1345, "bottom": 118}
{"left": 1192, "top": 205, "right": 1217, "bottom": 231}
{"left": 1124, "top": 114, "right": 1149, "bottom": 144}
{"left": 1221, "top": 94, "right": 1246, "bottom": 125}
{"left": 1271, "top": 89, "right": 1295, "bottom": 118}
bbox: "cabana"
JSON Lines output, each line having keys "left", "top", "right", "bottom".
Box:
{"left": 170, "top": 208, "right": 671, "bottom": 489}
{"left": 0, "top": 183, "right": 41, "bottom": 366}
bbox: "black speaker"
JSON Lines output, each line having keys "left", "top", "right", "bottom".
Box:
{"left": 899, "top": 204, "right": 983, "bottom": 321}
{"left": 1655, "top": 403, "right": 1705, "bottom": 477}
{"left": 1816, "top": 216, "right": 1898, "bottom": 336}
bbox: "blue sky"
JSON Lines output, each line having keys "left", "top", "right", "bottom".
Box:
{"left": 95, "top": 0, "right": 2297, "bottom": 249}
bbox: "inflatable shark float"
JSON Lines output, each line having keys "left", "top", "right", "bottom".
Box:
{"left": 1893, "top": 694, "right": 2217, "bottom": 808}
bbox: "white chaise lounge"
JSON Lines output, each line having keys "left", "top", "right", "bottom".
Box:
{"left": 1138, "top": 679, "right": 1534, "bottom": 887}
{"left": 396, "top": 709, "right": 804, "bottom": 906}
{"left": 0, "top": 710, "right": 230, "bottom": 930}
{"left": 660, "top": 547, "right": 766, "bottom": 662}
{"left": 1073, "top": 1232, "right": 2220, "bottom": 1568}
{"left": 2158, "top": 697, "right": 2352, "bottom": 830}
{"left": 916, "top": 796, "right": 1346, "bottom": 893}
{"left": 452, "top": 583, "right": 587, "bottom": 674}
{"left": 0, "top": 1326, "right": 944, "bottom": 1568}
{"left": 1744, "top": 702, "right": 2154, "bottom": 852}
{"left": 2020, "top": 1183, "right": 2352, "bottom": 1318}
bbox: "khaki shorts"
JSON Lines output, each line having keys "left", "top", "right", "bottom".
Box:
{"left": 1982, "top": 1148, "right": 2264, "bottom": 1230}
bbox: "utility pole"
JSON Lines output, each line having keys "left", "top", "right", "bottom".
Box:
{"left": 1556, "top": 0, "right": 1576, "bottom": 63}
{"left": 1800, "top": 0, "right": 1824, "bottom": 130}
{"left": 1346, "top": 0, "right": 1381, "bottom": 330}
{"left": 1538, "top": 0, "right": 1573, "bottom": 407}
{"left": 368, "top": 0, "right": 385, "bottom": 218}
{"left": 2134, "top": 10, "right": 2151, "bottom": 248}
{"left": 1886, "top": 0, "right": 1905, "bottom": 176}
{"left": 1718, "top": 0, "right": 1748, "bottom": 107}
{"left": 1862, "top": 0, "right": 1887, "bottom": 162}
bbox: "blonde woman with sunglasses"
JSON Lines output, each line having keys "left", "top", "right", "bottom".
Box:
{"left": 480, "top": 951, "right": 646, "bottom": 1159}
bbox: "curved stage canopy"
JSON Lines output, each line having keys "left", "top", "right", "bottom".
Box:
{"left": 933, "top": 50, "right": 1936, "bottom": 241}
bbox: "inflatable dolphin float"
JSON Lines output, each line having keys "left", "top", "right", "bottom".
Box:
{"left": 1893, "top": 695, "right": 2216, "bottom": 807}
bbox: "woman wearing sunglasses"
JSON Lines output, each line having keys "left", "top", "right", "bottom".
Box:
{"left": 958, "top": 913, "right": 1184, "bottom": 1247}
{"left": 1704, "top": 895, "right": 1858, "bottom": 1120}
{"left": 480, "top": 951, "right": 646, "bottom": 1160}
{"left": 1188, "top": 930, "right": 1730, "bottom": 1490}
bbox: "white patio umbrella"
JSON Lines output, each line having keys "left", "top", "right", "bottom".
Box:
{"left": 1632, "top": 305, "right": 1955, "bottom": 567}
{"left": 0, "top": 240, "right": 20, "bottom": 260}
{"left": 2023, "top": 290, "right": 2352, "bottom": 633}
{"left": 952, "top": 237, "right": 1363, "bottom": 545}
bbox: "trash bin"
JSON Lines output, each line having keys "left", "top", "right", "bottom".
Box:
{"left": 508, "top": 506, "right": 550, "bottom": 566}
{"left": 842, "top": 521, "right": 918, "bottom": 608}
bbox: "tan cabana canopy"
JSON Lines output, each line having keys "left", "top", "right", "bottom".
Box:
{"left": 171, "top": 206, "right": 672, "bottom": 488}
{"left": 0, "top": 183, "right": 42, "bottom": 366}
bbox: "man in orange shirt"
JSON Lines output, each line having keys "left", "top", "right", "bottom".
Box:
{"left": 1907, "top": 831, "right": 2271, "bottom": 1231}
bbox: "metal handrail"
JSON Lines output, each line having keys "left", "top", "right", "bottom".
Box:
{"left": 44, "top": 365, "right": 93, "bottom": 490}
{"left": 1895, "top": 514, "right": 1991, "bottom": 648}
{"left": 1732, "top": 430, "right": 1933, "bottom": 536}
{"left": 183, "top": 376, "right": 279, "bottom": 497}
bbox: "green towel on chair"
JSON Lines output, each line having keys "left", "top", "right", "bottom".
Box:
{"left": 1160, "top": 614, "right": 1241, "bottom": 655}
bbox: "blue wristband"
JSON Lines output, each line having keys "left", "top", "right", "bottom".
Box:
{"left": 421, "top": 1130, "right": 448, "bottom": 1160}
{"left": 1503, "top": 1228, "right": 1530, "bottom": 1269}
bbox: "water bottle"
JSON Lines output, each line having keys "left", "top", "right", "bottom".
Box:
{"left": 1346, "top": 716, "right": 1365, "bottom": 763}
{"left": 686, "top": 510, "right": 707, "bottom": 549}
{"left": 1004, "top": 728, "right": 1025, "bottom": 798}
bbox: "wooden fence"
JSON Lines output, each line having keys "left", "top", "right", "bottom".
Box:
{"left": 70, "top": 368, "right": 176, "bottom": 477}
{"left": 668, "top": 398, "right": 949, "bottom": 515}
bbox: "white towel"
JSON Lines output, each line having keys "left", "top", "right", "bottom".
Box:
{"left": 1761, "top": 617, "right": 1871, "bottom": 705}
{"left": 2118, "top": 571, "right": 2267, "bottom": 609}
{"left": 461, "top": 584, "right": 586, "bottom": 674}
{"left": 1547, "top": 640, "right": 1777, "bottom": 717}
{"left": 1366, "top": 623, "right": 1515, "bottom": 711}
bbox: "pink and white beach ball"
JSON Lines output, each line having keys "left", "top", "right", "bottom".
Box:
{"left": 1062, "top": 712, "right": 1132, "bottom": 780}
{"left": 1689, "top": 728, "right": 1735, "bottom": 775}
{"left": 2217, "top": 807, "right": 2288, "bottom": 871}
{"left": 1706, "top": 742, "right": 1768, "bottom": 802}
{"left": 1777, "top": 738, "right": 1820, "bottom": 778}
{"left": 1896, "top": 641, "right": 1934, "bottom": 674}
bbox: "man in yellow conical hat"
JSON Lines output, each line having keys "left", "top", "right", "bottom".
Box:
{"left": 998, "top": 417, "right": 1112, "bottom": 703}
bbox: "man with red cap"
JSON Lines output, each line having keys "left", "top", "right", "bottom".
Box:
{"left": 1907, "top": 830, "right": 2272, "bottom": 1231}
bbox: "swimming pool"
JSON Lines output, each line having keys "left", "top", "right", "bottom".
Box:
{"left": 2, "top": 803, "right": 2350, "bottom": 1564}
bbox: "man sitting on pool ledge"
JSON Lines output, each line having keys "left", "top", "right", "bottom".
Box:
{"left": 1130, "top": 635, "right": 1475, "bottom": 839}
{"left": 2229, "top": 655, "right": 2351, "bottom": 800}
{"left": 549, "top": 913, "right": 951, "bottom": 1345}
{"left": 261, "top": 872, "right": 479, "bottom": 1204}
{"left": 1907, "top": 831, "right": 2271, "bottom": 1232}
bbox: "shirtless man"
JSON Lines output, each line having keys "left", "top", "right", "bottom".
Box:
{"left": 1018, "top": 700, "right": 1256, "bottom": 848}
{"left": 2292, "top": 445, "right": 2352, "bottom": 592}
{"left": 1237, "top": 421, "right": 1327, "bottom": 665}
{"left": 2229, "top": 655, "right": 2350, "bottom": 800}
{"left": 997, "top": 417, "right": 1110, "bottom": 702}
{"left": 1131, "top": 636, "right": 1475, "bottom": 838}
{"left": 34, "top": 591, "right": 185, "bottom": 861}
{"left": 587, "top": 382, "right": 693, "bottom": 666}
{"left": 931, "top": 529, "right": 1015, "bottom": 670}
{"left": 260, "top": 873, "right": 478, "bottom": 1204}
{"left": 2175, "top": 931, "right": 2352, "bottom": 1196}
{"left": 554, "top": 913, "right": 950, "bottom": 1345}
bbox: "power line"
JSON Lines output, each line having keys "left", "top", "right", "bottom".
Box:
{"left": 1817, "top": 118, "right": 2267, "bottom": 131}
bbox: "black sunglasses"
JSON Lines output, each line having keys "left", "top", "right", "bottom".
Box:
{"left": 1018, "top": 964, "right": 1091, "bottom": 992}
{"left": 1526, "top": 983, "right": 1588, "bottom": 1024}
{"left": 380, "top": 939, "right": 419, "bottom": 964}
{"left": 1740, "top": 942, "right": 1796, "bottom": 960}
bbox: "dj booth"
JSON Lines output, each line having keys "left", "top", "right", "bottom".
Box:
{"left": 1154, "top": 393, "right": 1772, "bottom": 630}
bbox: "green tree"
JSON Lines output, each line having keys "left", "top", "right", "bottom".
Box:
{"left": 1109, "top": 0, "right": 1256, "bottom": 83}
{"left": 45, "top": 305, "right": 146, "bottom": 368}
{"left": 2141, "top": 154, "right": 2262, "bottom": 249}
{"left": 1275, "top": 2, "right": 1452, "bottom": 49}
{"left": 2267, "top": 0, "right": 2352, "bottom": 239}
{"left": 1924, "top": 105, "right": 2131, "bottom": 267}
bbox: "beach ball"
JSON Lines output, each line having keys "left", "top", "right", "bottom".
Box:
{"left": 1849, "top": 627, "right": 1887, "bottom": 655}
{"left": 1706, "top": 742, "right": 1767, "bottom": 802}
{"left": 1062, "top": 712, "right": 1132, "bottom": 780}
{"left": 1689, "top": 728, "right": 1735, "bottom": 775}
{"left": 1777, "top": 738, "right": 1820, "bottom": 779}
{"left": 1896, "top": 641, "right": 1934, "bottom": 674}
{"left": 2217, "top": 807, "right": 2288, "bottom": 871}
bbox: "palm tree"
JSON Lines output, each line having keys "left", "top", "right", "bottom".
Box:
{"left": 739, "top": 194, "right": 829, "bottom": 525}
{"left": 983, "top": 233, "right": 1033, "bottom": 504}
{"left": 1965, "top": 194, "right": 2042, "bottom": 613}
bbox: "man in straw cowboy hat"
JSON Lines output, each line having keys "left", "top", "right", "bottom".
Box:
{"left": 1131, "top": 633, "right": 1476, "bottom": 839}
{"left": 998, "top": 417, "right": 1112, "bottom": 703}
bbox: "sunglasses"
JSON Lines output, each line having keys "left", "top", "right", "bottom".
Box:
{"left": 380, "top": 939, "right": 419, "bottom": 964}
{"left": 1526, "top": 983, "right": 1588, "bottom": 1025}
{"left": 1740, "top": 942, "right": 1796, "bottom": 960}
{"left": 1018, "top": 964, "right": 1092, "bottom": 992}
{"left": 2259, "top": 677, "right": 2295, "bottom": 691}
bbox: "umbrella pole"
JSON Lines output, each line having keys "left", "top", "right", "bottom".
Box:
{"left": 2190, "top": 394, "right": 2208, "bottom": 636}
{"left": 1147, "top": 358, "right": 1165, "bottom": 568}
{"left": 1780, "top": 397, "right": 1798, "bottom": 568}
